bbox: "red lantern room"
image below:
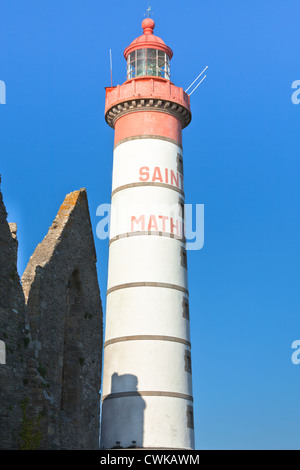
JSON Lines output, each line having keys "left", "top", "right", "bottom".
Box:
{"left": 124, "top": 18, "right": 173, "bottom": 80}
{"left": 105, "top": 18, "right": 191, "bottom": 149}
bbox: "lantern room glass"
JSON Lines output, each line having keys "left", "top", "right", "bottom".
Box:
{"left": 127, "top": 49, "right": 170, "bottom": 80}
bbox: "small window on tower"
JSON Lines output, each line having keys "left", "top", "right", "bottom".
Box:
{"left": 177, "top": 154, "right": 184, "bottom": 175}
{"left": 186, "top": 406, "right": 194, "bottom": 429}
{"left": 181, "top": 246, "right": 187, "bottom": 269}
{"left": 178, "top": 197, "right": 185, "bottom": 218}
{"left": 184, "top": 350, "right": 192, "bottom": 374}
{"left": 182, "top": 298, "right": 190, "bottom": 320}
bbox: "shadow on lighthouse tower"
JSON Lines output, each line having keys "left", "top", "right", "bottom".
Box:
{"left": 100, "top": 373, "right": 146, "bottom": 449}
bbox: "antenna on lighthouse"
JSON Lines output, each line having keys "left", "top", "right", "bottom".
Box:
{"left": 109, "top": 49, "right": 113, "bottom": 87}
{"left": 185, "top": 66, "right": 208, "bottom": 95}
{"left": 145, "top": 0, "right": 152, "bottom": 18}
{"left": 189, "top": 75, "right": 207, "bottom": 95}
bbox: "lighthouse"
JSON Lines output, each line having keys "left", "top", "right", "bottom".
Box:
{"left": 100, "top": 17, "right": 194, "bottom": 450}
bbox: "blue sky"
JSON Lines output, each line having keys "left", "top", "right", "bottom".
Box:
{"left": 1, "top": 0, "right": 300, "bottom": 450}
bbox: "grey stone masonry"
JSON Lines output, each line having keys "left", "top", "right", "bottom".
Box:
{"left": 0, "top": 181, "right": 103, "bottom": 449}
{"left": 0, "top": 177, "right": 28, "bottom": 449}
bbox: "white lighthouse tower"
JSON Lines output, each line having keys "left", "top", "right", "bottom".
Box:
{"left": 100, "top": 17, "right": 194, "bottom": 450}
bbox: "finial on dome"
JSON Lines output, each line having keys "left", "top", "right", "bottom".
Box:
{"left": 142, "top": 18, "right": 155, "bottom": 35}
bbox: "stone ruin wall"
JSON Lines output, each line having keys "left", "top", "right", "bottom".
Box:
{"left": 0, "top": 181, "right": 103, "bottom": 449}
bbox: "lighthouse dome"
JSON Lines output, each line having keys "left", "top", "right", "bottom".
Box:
{"left": 124, "top": 19, "right": 173, "bottom": 81}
